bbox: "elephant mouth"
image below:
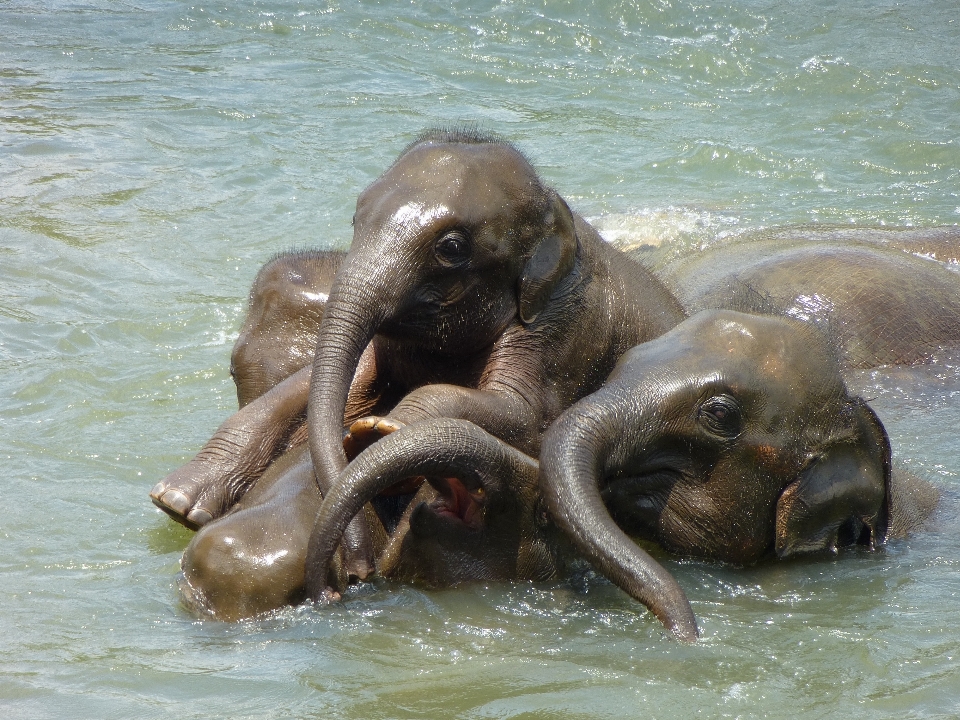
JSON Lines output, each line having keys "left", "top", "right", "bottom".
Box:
{"left": 600, "top": 470, "right": 679, "bottom": 540}
{"left": 423, "top": 475, "right": 486, "bottom": 529}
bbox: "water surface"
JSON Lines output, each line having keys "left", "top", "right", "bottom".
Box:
{"left": 2, "top": 1, "right": 959, "bottom": 717}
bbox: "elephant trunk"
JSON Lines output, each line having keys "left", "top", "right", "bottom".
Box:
{"left": 303, "top": 418, "right": 536, "bottom": 600}
{"left": 307, "top": 269, "right": 389, "bottom": 580}
{"left": 539, "top": 393, "right": 699, "bottom": 642}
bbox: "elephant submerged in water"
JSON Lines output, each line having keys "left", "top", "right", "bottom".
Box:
{"left": 656, "top": 229, "right": 960, "bottom": 369}
{"left": 540, "top": 309, "right": 939, "bottom": 638}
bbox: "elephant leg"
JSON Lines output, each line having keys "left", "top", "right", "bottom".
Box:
{"left": 151, "top": 343, "right": 386, "bottom": 530}
{"left": 151, "top": 366, "right": 312, "bottom": 529}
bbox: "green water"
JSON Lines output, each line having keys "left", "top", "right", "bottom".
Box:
{"left": 2, "top": 1, "right": 959, "bottom": 717}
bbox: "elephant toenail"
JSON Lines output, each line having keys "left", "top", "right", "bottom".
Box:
{"left": 186, "top": 508, "right": 213, "bottom": 527}
{"left": 161, "top": 489, "right": 192, "bottom": 515}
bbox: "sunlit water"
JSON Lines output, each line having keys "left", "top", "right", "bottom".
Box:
{"left": 2, "top": 1, "right": 959, "bottom": 717}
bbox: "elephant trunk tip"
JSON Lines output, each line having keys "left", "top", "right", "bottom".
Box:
{"left": 345, "top": 558, "right": 375, "bottom": 584}
{"left": 666, "top": 613, "right": 699, "bottom": 644}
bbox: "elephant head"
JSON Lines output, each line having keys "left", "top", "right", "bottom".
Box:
{"left": 231, "top": 250, "right": 343, "bottom": 408}
{"left": 540, "top": 309, "right": 891, "bottom": 641}
{"left": 304, "top": 418, "right": 562, "bottom": 598}
{"left": 307, "top": 130, "right": 577, "bottom": 572}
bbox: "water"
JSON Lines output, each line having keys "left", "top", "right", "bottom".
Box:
{"left": 2, "top": 1, "right": 959, "bottom": 717}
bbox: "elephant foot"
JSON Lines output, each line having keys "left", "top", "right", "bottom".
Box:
{"left": 343, "top": 416, "right": 423, "bottom": 496}
{"left": 343, "top": 416, "right": 405, "bottom": 459}
{"left": 150, "top": 458, "right": 254, "bottom": 531}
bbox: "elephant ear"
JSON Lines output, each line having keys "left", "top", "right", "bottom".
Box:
{"left": 518, "top": 191, "right": 578, "bottom": 325}
{"left": 775, "top": 401, "right": 891, "bottom": 557}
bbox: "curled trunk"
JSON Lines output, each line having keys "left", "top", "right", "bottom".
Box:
{"left": 303, "top": 418, "right": 537, "bottom": 599}
{"left": 539, "top": 393, "right": 699, "bottom": 642}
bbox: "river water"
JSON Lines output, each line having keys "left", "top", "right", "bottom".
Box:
{"left": 2, "top": 1, "right": 959, "bottom": 717}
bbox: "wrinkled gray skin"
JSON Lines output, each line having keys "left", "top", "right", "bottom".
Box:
{"left": 180, "top": 420, "right": 564, "bottom": 621}
{"left": 652, "top": 228, "right": 960, "bottom": 368}
{"left": 304, "top": 130, "right": 685, "bottom": 580}
{"left": 150, "top": 251, "right": 344, "bottom": 529}
{"left": 540, "top": 309, "right": 939, "bottom": 641}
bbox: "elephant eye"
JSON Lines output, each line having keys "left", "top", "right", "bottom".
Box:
{"left": 699, "top": 395, "right": 742, "bottom": 437}
{"left": 435, "top": 230, "right": 471, "bottom": 267}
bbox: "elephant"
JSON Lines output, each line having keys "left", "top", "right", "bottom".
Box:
{"left": 539, "top": 309, "right": 939, "bottom": 641}
{"left": 231, "top": 249, "right": 344, "bottom": 408}
{"left": 150, "top": 250, "right": 344, "bottom": 529}
{"left": 179, "top": 419, "right": 565, "bottom": 620}
{"left": 297, "top": 128, "right": 686, "bottom": 579}
{"left": 654, "top": 230, "right": 960, "bottom": 369}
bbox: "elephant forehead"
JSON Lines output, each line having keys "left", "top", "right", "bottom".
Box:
{"left": 690, "top": 310, "right": 843, "bottom": 385}
{"left": 361, "top": 145, "right": 541, "bottom": 224}
{"left": 386, "top": 200, "right": 455, "bottom": 232}
{"left": 617, "top": 326, "right": 836, "bottom": 390}
{"left": 750, "top": 343, "right": 840, "bottom": 394}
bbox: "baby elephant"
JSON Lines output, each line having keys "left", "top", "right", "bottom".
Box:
{"left": 540, "top": 309, "right": 938, "bottom": 641}
{"left": 179, "top": 419, "right": 564, "bottom": 620}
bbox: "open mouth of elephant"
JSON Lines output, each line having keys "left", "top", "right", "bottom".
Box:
{"left": 422, "top": 475, "right": 486, "bottom": 529}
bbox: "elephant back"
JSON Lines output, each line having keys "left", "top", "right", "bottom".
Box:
{"left": 661, "top": 238, "right": 960, "bottom": 369}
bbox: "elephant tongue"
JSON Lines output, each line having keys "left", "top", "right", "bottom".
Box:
{"left": 429, "top": 476, "right": 483, "bottom": 527}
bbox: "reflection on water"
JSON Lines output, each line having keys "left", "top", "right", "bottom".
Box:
{"left": 2, "top": 1, "right": 959, "bottom": 717}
